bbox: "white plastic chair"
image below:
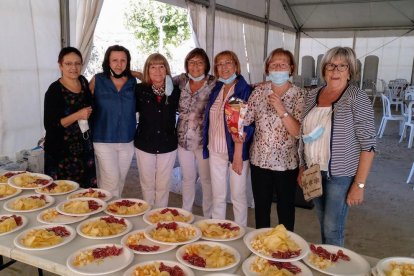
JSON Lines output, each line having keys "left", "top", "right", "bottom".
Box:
{"left": 378, "top": 94, "right": 405, "bottom": 138}
{"left": 399, "top": 90, "right": 414, "bottom": 148}
{"left": 387, "top": 80, "right": 405, "bottom": 112}
{"left": 406, "top": 162, "right": 414, "bottom": 189}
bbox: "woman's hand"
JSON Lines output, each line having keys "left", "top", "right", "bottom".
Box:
{"left": 346, "top": 183, "right": 364, "bottom": 206}
{"left": 268, "top": 91, "right": 286, "bottom": 115}
{"left": 297, "top": 166, "right": 305, "bottom": 187}
{"left": 77, "top": 106, "right": 92, "bottom": 120}
{"left": 232, "top": 155, "right": 243, "bottom": 175}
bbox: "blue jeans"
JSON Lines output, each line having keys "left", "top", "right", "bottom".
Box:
{"left": 313, "top": 172, "right": 354, "bottom": 246}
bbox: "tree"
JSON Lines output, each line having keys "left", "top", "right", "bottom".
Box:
{"left": 125, "top": 0, "right": 191, "bottom": 58}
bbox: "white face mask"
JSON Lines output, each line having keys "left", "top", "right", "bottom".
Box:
{"left": 188, "top": 73, "right": 205, "bottom": 82}
{"left": 78, "top": 119, "right": 90, "bottom": 139}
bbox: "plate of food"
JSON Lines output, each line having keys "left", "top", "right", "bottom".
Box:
{"left": 303, "top": 244, "right": 370, "bottom": 276}
{"left": 104, "top": 198, "right": 150, "bottom": 217}
{"left": 243, "top": 224, "right": 309, "bottom": 262}
{"left": 376, "top": 257, "right": 414, "bottom": 276}
{"left": 14, "top": 224, "right": 76, "bottom": 250}
{"left": 0, "top": 171, "right": 26, "bottom": 184}
{"left": 144, "top": 221, "right": 201, "bottom": 245}
{"left": 67, "top": 243, "right": 133, "bottom": 275}
{"left": 121, "top": 229, "right": 176, "bottom": 254}
{"left": 0, "top": 183, "right": 22, "bottom": 200}
{"left": 4, "top": 194, "right": 55, "bottom": 212}
{"left": 242, "top": 255, "right": 313, "bottom": 276}
{"left": 176, "top": 241, "right": 240, "bottom": 271}
{"left": 0, "top": 214, "right": 28, "bottom": 236}
{"left": 56, "top": 198, "right": 107, "bottom": 216}
{"left": 8, "top": 172, "right": 53, "bottom": 189}
{"left": 67, "top": 188, "right": 112, "bottom": 201}
{"left": 35, "top": 180, "right": 79, "bottom": 195}
{"left": 37, "top": 207, "right": 88, "bottom": 225}
{"left": 143, "top": 207, "right": 194, "bottom": 224}
{"left": 123, "top": 260, "right": 195, "bottom": 276}
{"left": 76, "top": 215, "right": 132, "bottom": 239}
{"left": 195, "top": 219, "right": 245, "bottom": 241}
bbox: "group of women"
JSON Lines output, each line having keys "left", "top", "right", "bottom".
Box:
{"left": 43, "top": 44, "right": 375, "bottom": 247}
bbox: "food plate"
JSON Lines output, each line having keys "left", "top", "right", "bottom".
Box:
{"left": 0, "top": 214, "right": 28, "bottom": 236}
{"left": 67, "top": 188, "right": 112, "bottom": 201}
{"left": 176, "top": 241, "right": 240, "bottom": 271}
{"left": 242, "top": 255, "right": 313, "bottom": 276}
{"left": 4, "top": 194, "right": 55, "bottom": 212}
{"left": 76, "top": 215, "right": 132, "bottom": 239}
{"left": 195, "top": 219, "right": 245, "bottom": 242}
{"left": 56, "top": 198, "right": 107, "bottom": 217}
{"left": 0, "top": 183, "right": 22, "bottom": 200}
{"left": 121, "top": 229, "right": 176, "bottom": 254}
{"left": 104, "top": 198, "right": 150, "bottom": 217}
{"left": 67, "top": 243, "right": 133, "bottom": 275}
{"left": 0, "top": 171, "right": 26, "bottom": 184}
{"left": 143, "top": 207, "right": 194, "bottom": 224}
{"left": 14, "top": 224, "right": 76, "bottom": 250}
{"left": 122, "top": 260, "right": 195, "bottom": 276}
{"left": 243, "top": 227, "right": 309, "bottom": 262}
{"left": 35, "top": 180, "right": 79, "bottom": 195}
{"left": 376, "top": 257, "right": 414, "bottom": 276}
{"left": 37, "top": 207, "right": 88, "bottom": 225}
{"left": 8, "top": 172, "right": 53, "bottom": 190}
{"left": 144, "top": 221, "right": 201, "bottom": 245}
{"left": 303, "top": 244, "right": 370, "bottom": 276}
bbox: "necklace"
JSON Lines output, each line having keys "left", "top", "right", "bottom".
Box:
{"left": 152, "top": 84, "right": 165, "bottom": 96}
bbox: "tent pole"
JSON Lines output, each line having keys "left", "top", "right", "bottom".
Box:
{"left": 294, "top": 32, "right": 300, "bottom": 76}
{"left": 59, "top": 0, "right": 70, "bottom": 47}
{"left": 206, "top": 0, "right": 215, "bottom": 69}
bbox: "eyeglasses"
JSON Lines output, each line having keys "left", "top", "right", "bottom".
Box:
{"left": 326, "top": 63, "right": 349, "bottom": 72}
{"left": 63, "top": 62, "right": 82, "bottom": 67}
{"left": 216, "top": 60, "right": 234, "bottom": 68}
{"left": 188, "top": 60, "right": 204, "bottom": 67}
{"left": 268, "top": 63, "right": 290, "bottom": 70}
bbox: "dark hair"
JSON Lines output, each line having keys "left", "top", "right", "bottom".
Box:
{"left": 213, "top": 50, "right": 241, "bottom": 78}
{"left": 102, "top": 45, "right": 132, "bottom": 78}
{"left": 264, "top": 48, "right": 296, "bottom": 76}
{"left": 184, "top": 48, "right": 210, "bottom": 75}
{"left": 58, "top": 47, "right": 83, "bottom": 64}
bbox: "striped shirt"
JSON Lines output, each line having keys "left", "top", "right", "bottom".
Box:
{"left": 299, "top": 84, "right": 376, "bottom": 176}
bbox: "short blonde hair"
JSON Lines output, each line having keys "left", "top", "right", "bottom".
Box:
{"left": 213, "top": 50, "right": 241, "bottom": 78}
{"left": 320, "top": 47, "right": 358, "bottom": 81}
{"left": 142, "top": 53, "right": 171, "bottom": 85}
{"left": 264, "top": 48, "right": 296, "bottom": 76}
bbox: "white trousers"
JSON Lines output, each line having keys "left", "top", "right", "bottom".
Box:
{"left": 135, "top": 148, "right": 177, "bottom": 208}
{"left": 93, "top": 142, "right": 134, "bottom": 197}
{"left": 177, "top": 146, "right": 213, "bottom": 218}
{"left": 209, "top": 151, "right": 249, "bottom": 226}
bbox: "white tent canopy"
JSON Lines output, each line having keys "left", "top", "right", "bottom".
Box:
{"left": 0, "top": 0, "right": 413, "bottom": 158}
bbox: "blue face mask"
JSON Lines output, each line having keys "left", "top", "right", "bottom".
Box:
{"left": 218, "top": 73, "right": 237, "bottom": 84}
{"left": 188, "top": 73, "right": 205, "bottom": 82}
{"left": 266, "top": 71, "right": 290, "bottom": 86}
{"left": 303, "top": 125, "right": 325, "bottom": 144}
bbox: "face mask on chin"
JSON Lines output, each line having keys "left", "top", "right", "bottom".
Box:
{"left": 218, "top": 73, "right": 237, "bottom": 84}
{"left": 110, "top": 68, "right": 127, "bottom": 79}
{"left": 188, "top": 73, "right": 205, "bottom": 82}
{"left": 266, "top": 71, "right": 290, "bottom": 86}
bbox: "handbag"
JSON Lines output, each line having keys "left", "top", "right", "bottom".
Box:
{"left": 301, "top": 164, "right": 323, "bottom": 201}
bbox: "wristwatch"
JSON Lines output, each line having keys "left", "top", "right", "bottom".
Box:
{"left": 356, "top": 182, "right": 365, "bottom": 189}
{"left": 280, "top": 112, "right": 289, "bottom": 119}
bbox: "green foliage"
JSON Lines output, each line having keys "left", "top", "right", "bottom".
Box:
{"left": 125, "top": 0, "right": 191, "bottom": 58}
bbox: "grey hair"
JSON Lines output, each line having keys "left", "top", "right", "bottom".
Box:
{"left": 320, "top": 47, "right": 358, "bottom": 81}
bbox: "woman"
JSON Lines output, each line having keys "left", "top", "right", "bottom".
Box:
{"left": 134, "top": 53, "right": 180, "bottom": 208}
{"left": 90, "top": 45, "right": 137, "bottom": 197}
{"left": 202, "top": 50, "right": 253, "bottom": 226}
{"left": 244, "top": 48, "right": 305, "bottom": 231}
{"left": 176, "top": 48, "right": 215, "bottom": 217}
{"left": 299, "top": 47, "right": 376, "bottom": 246}
{"left": 44, "top": 47, "right": 97, "bottom": 188}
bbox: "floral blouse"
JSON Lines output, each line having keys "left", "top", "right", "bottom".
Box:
{"left": 244, "top": 82, "right": 305, "bottom": 171}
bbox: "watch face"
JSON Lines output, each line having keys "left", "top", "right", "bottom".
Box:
{"left": 358, "top": 183, "right": 365, "bottom": 188}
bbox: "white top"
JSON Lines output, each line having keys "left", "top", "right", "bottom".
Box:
{"left": 303, "top": 106, "right": 332, "bottom": 171}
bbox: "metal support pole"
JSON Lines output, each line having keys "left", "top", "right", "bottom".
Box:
{"left": 206, "top": 0, "right": 216, "bottom": 69}
{"left": 59, "top": 0, "right": 70, "bottom": 47}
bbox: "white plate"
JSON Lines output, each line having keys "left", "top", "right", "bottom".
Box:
{"left": 0, "top": 171, "right": 26, "bottom": 184}
{"left": 123, "top": 260, "right": 195, "bottom": 276}
{"left": 144, "top": 221, "right": 201, "bottom": 245}
{"left": 67, "top": 243, "right": 133, "bottom": 275}
{"left": 121, "top": 229, "right": 176, "bottom": 254}
{"left": 35, "top": 180, "right": 79, "bottom": 195}
{"left": 0, "top": 183, "right": 22, "bottom": 200}
{"left": 67, "top": 188, "right": 112, "bottom": 201}
{"left": 37, "top": 207, "right": 89, "bottom": 225}
{"left": 0, "top": 214, "right": 28, "bottom": 236}
{"left": 143, "top": 207, "right": 194, "bottom": 224}
{"left": 176, "top": 241, "right": 240, "bottom": 271}
{"left": 14, "top": 224, "right": 76, "bottom": 250}
{"left": 303, "top": 244, "right": 370, "bottom": 276}
{"left": 243, "top": 227, "right": 309, "bottom": 262}
{"left": 4, "top": 194, "right": 55, "bottom": 212}
{"left": 104, "top": 198, "right": 150, "bottom": 217}
{"left": 204, "top": 274, "right": 239, "bottom": 276}
{"left": 56, "top": 198, "right": 107, "bottom": 217}
{"left": 242, "top": 255, "right": 313, "bottom": 276}
{"left": 376, "top": 257, "right": 414, "bottom": 276}
{"left": 195, "top": 219, "right": 246, "bottom": 242}
{"left": 8, "top": 172, "right": 53, "bottom": 190}
{"left": 76, "top": 215, "right": 132, "bottom": 239}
